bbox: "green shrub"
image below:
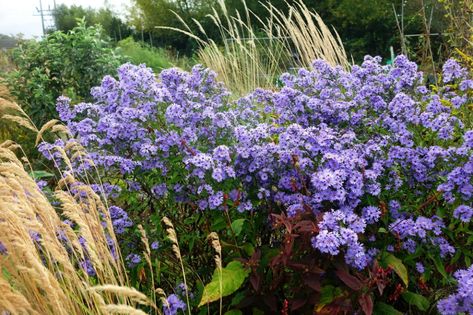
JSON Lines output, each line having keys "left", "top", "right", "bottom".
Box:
{"left": 117, "top": 37, "right": 173, "bottom": 72}
{"left": 5, "top": 21, "right": 122, "bottom": 127}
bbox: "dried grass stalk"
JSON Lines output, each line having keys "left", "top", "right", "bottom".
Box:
{"left": 0, "top": 146, "right": 147, "bottom": 314}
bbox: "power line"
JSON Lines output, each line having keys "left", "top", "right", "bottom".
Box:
{"left": 33, "top": 0, "right": 57, "bottom": 36}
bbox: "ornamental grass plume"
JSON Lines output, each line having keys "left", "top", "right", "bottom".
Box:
{"left": 138, "top": 224, "right": 158, "bottom": 308}
{"left": 0, "top": 142, "right": 151, "bottom": 314}
{"left": 159, "top": 0, "right": 349, "bottom": 95}
{"left": 208, "top": 232, "right": 223, "bottom": 315}
{"left": 162, "top": 217, "right": 191, "bottom": 315}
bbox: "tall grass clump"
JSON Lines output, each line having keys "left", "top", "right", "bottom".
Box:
{"left": 160, "top": 0, "right": 349, "bottom": 95}
{"left": 0, "top": 101, "right": 160, "bottom": 314}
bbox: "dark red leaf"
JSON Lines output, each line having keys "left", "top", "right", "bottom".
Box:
{"left": 237, "top": 296, "right": 257, "bottom": 308}
{"left": 287, "top": 261, "right": 307, "bottom": 271}
{"left": 250, "top": 273, "right": 261, "bottom": 292}
{"left": 263, "top": 295, "right": 278, "bottom": 312}
{"left": 290, "top": 298, "right": 307, "bottom": 311}
{"left": 316, "top": 304, "right": 343, "bottom": 315}
{"left": 336, "top": 268, "right": 362, "bottom": 291}
{"left": 270, "top": 269, "right": 284, "bottom": 290}
{"left": 359, "top": 294, "right": 373, "bottom": 315}
{"left": 294, "top": 220, "right": 318, "bottom": 233}
{"left": 308, "top": 264, "right": 325, "bottom": 274}
{"left": 377, "top": 279, "right": 387, "bottom": 296}
{"left": 303, "top": 275, "right": 321, "bottom": 292}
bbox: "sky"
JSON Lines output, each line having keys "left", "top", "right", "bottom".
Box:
{"left": 0, "top": 0, "right": 131, "bottom": 38}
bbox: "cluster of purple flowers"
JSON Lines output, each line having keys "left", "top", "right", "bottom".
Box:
{"left": 108, "top": 205, "right": 133, "bottom": 234}
{"left": 44, "top": 55, "right": 473, "bottom": 301}
{"left": 163, "top": 294, "right": 186, "bottom": 315}
{"left": 313, "top": 207, "right": 380, "bottom": 269}
{"left": 437, "top": 264, "right": 473, "bottom": 314}
{"left": 389, "top": 215, "right": 454, "bottom": 257}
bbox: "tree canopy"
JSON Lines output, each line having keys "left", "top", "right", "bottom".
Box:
{"left": 52, "top": 4, "right": 133, "bottom": 42}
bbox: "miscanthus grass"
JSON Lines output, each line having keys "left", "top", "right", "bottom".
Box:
{"left": 159, "top": 0, "right": 349, "bottom": 96}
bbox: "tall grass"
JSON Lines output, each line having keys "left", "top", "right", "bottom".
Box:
{"left": 0, "top": 100, "right": 157, "bottom": 314}
{"left": 0, "top": 86, "right": 22, "bottom": 143}
{"left": 159, "top": 0, "right": 349, "bottom": 95}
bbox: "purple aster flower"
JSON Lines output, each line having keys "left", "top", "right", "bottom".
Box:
{"left": 442, "top": 59, "right": 467, "bottom": 83}
{"left": 35, "top": 180, "right": 48, "bottom": 191}
{"left": 126, "top": 253, "right": 141, "bottom": 268}
{"left": 453, "top": 205, "right": 473, "bottom": 223}
{"left": 211, "top": 167, "right": 225, "bottom": 182}
{"left": 313, "top": 231, "right": 340, "bottom": 255}
{"left": 0, "top": 241, "right": 7, "bottom": 255}
{"left": 362, "top": 206, "right": 381, "bottom": 224}
{"left": 208, "top": 191, "right": 224, "bottom": 210}
{"left": 163, "top": 294, "right": 186, "bottom": 315}
{"left": 152, "top": 183, "right": 168, "bottom": 198}
{"left": 80, "top": 259, "right": 96, "bottom": 276}
{"left": 437, "top": 295, "right": 459, "bottom": 315}
{"left": 416, "top": 262, "right": 425, "bottom": 274}
{"left": 437, "top": 264, "right": 473, "bottom": 315}
{"left": 213, "top": 145, "right": 231, "bottom": 162}
{"left": 109, "top": 206, "right": 133, "bottom": 234}
{"left": 56, "top": 96, "right": 75, "bottom": 122}
{"left": 237, "top": 201, "right": 253, "bottom": 212}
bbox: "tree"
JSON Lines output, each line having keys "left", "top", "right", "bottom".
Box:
{"left": 52, "top": 4, "right": 132, "bottom": 42}
{"left": 130, "top": 0, "right": 220, "bottom": 53}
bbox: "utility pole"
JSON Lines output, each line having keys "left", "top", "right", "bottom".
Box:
{"left": 39, "top": 0, "right": 45, "bottom": 35}
{"left": 34, "top": 0, "right": 56, "bottom": 36}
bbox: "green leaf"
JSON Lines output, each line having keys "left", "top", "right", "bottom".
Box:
{"left": 317, "top": 285, "right": 343, "bottom": 309}
{"left": 231, "top": 219, "right": 246, "bottom": 236}
{"left": 224, "top": 310, "right": 243, "bottom": 315}
{"left": 431, "top": 255, "right": 448, "bottom": 279}
{"left": 242, "top": 243, "right": 255, "bottom": 256}
{"left": 401, "top": 291, "right": 430, "bottom": 311}
{"left": 252, "top": 308, "right": 264, "bottom": 315}
{"left": 319, "top": 285, "right": 336, "bottom": 305}
{"left": 373, "top": 302, "right": 403, "bottom": 315}
{"left": 230, "top": 291, "right": 246, "bottom": 306}
{"left": 29, "top": 170, "right": 54, "bottom": 179}
{"left": 381, "top": 253, "right": 408, "bottom": 287}
{"left": 198, "top": 261, "right": 250, "bottom": 307}
{"left": 211, "top": 217, "right": 227, "bottom": 231}
{"left": 260, "top": 248, "right": 279, "bottom": 267}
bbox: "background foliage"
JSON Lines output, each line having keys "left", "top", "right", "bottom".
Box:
{"left": 4, "top": 22, "right": 122, "bottom": 127}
